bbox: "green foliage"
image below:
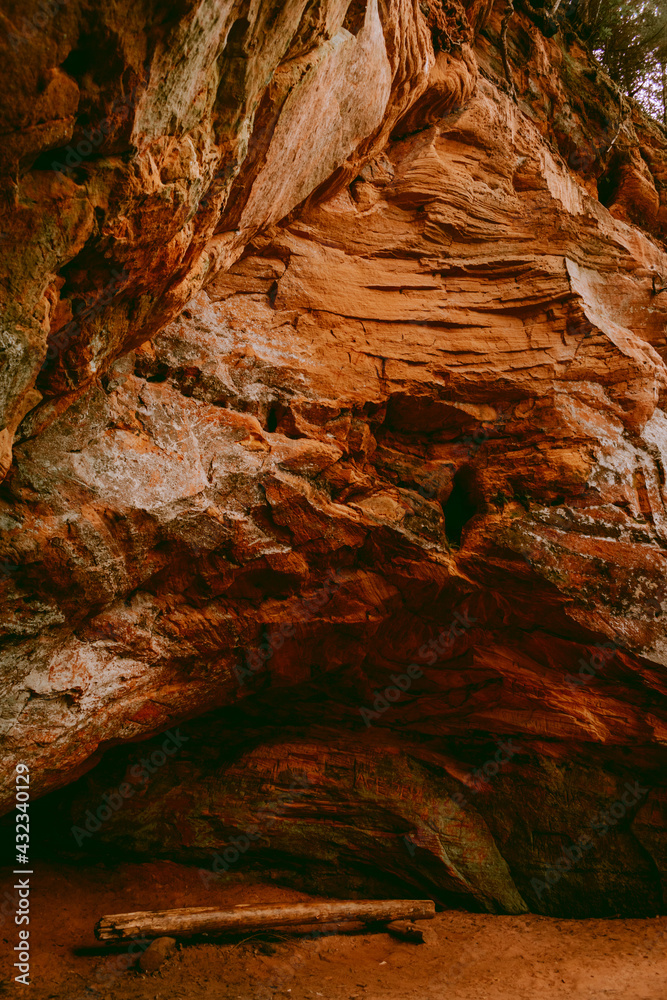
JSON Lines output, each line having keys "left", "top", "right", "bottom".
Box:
{"left": 566, "top": 0, "right": 667, "bottom": 119}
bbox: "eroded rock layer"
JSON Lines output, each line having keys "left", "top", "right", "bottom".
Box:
{"left": 2, "top": 0, "right": 667, "bottom": 915}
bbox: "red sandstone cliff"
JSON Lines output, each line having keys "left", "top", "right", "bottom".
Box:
{"left": 2, "top": 0, "right": 667, "bottom": 916}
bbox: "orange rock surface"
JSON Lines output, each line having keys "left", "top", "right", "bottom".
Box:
{"left": 1, "top": 0, "right": 667, "bottom": 915}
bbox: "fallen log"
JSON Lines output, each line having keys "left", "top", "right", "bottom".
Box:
{"left": 95, "top": 899, "right": 436, "bottom": 942}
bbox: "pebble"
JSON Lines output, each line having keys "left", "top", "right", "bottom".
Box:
{"left": 139, "top": 936, "right": 178, "bottom": 973}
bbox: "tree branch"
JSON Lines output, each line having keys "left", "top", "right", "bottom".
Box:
{"left": 501, "top": 0, "right": 518, "bottom": 103}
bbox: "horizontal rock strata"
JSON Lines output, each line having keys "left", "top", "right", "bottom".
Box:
{"left": 2, "top": 0, "right": 667, "bottom": 915}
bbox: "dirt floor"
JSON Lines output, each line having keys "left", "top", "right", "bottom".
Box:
{"left": 1, "top": 861, "right": 666, "bottom": 999}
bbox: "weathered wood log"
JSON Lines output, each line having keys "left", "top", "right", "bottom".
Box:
{"left": 95, "top": 899, "right": 436, "bottom": 941}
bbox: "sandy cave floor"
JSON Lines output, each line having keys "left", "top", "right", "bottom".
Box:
{"left": 1, "top": 861, "right": 666, "bottom": 999}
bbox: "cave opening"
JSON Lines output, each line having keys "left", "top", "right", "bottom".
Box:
{"left": 266, "top": 403, "right": 280, "bottom": 432}
{"left": 443, "top": 467, "right": 477, "bottom": 545}
{"left": 3, "top": 0, "right": 667, "bottom": 995}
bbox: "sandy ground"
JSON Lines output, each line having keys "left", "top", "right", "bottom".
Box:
{"left": 1, "top": 861, "right": 666, "bottom": 999}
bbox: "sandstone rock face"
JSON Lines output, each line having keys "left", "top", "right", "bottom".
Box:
{"left": 2, "top": 1, "right": 667, "bottom": 916}
{"left": 0, "top": 0, "right": 435, "bottom": 478}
